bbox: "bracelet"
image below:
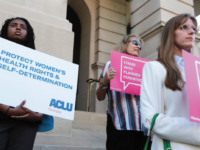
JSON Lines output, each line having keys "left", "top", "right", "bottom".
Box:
{"left": 5, "top": 107, "right": 10, "bottom": 115}
{"left": 99, "top": 82, "right": 108, "bottom": 90}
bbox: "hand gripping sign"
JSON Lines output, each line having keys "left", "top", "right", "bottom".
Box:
{"left": 183, "top": 50, "right": 200, "bottom": 123}
{"left": 0, "top": 38, "right": 78, "bottom": 120}
{"left": 110, "top": 50, "right": 150, "bottom": 95}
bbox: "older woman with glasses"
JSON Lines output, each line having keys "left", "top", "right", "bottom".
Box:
{"left": 96, "top": 34, "right": 150, "bottom": 150}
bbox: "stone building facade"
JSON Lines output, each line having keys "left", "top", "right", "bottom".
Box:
{"left": 0, "top": 0, "right": 200, "bottom": 115}
{"left": 0, "top": 0, "right": 200, "bottom": 149}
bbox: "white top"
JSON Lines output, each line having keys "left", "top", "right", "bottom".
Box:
{"left": 140, "top": 58, "right": 200, "bottom": 150}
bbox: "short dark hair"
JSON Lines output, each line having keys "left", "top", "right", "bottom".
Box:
{"left": 0, "top": 17, "right": 36, "bottom": 49}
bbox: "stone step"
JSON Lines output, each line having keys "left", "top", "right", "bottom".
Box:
{"left": 34, "top": 111, "right": 107, "bottom": 150}
{"left": 72, "top": 111, "right": 106, "bottom": 131}
{"left": 33, "top": 145, "right": 106, "bottom": 150}
{"left": 35, "top": 129, "right": 106, "bottom": 147}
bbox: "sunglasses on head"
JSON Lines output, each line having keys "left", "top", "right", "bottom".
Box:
{"left": 130, "top": 40, "right": 142, "bottom": 50}
{"left": 180, "top": 24, "right": 199, "bottom": 33}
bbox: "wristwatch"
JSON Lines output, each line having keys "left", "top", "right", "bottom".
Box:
{"left": 99, "top": 82, "right": 108, "bottom": 90}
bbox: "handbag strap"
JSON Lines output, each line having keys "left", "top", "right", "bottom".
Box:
{"left": 144, "top": 113, "right": 172, "bottom": 150}
{"left": 144, "top": 113, "right": 159, "bottom": 150}
{"left": 163, "top": 139, "right": 172, "bottom": 150}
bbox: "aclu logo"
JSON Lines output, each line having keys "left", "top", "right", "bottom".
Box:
{"left": 49, "top": 99, "right": 73, "bottom": 112}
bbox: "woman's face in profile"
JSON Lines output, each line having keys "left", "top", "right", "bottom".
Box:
{"left": 125, "top": 37, "right": 141, "bottom": 57}
{"left": 7, "top": 19, "right": 27, "bottom": 42}
{"left": 174, "top": 18, "right": 196, "bottom": 51}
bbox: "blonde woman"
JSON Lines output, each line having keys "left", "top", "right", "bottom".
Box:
{"left": 141, "top": 13, "right": 200, "bottom": 149}
{"left": 96, "top": 34, "right": 150, "bottom": 150}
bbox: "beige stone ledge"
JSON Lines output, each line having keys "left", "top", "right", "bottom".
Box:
{"left": 96, "top": 18, "right": 126, "bottom": 35}
{"left": 97, "top": 29, "right": 124, "bottom": 44}
{"left": 160, "top": 0, "right": 194, "bottom": 15}
{"left": 0, "top": 0, "right": 67, "bottom": 19}
{"left": 160, "top": 9, "right": 177, "bottom": 23}
{"left": 131, "top": 9, "right": 177, "bottom": 37}
{"left": 97, "top": 0, "right": 126, "bottom": 14}
{"left": 111, "top": 0, "right": 127, "bottom": 5}
{"left": 131, "top": 0, "right": 194, "bottom": 28}
{"left": 91, "top": 61, "right": 105, "bottom": 70}
{"left": 0, "top": 2, "right": 74, "bottom": 62}
{"left": 97, "top": 67, "right": 104, "bottom": 77}
{"left": 130, "top": 0, "right": 149, "bottom": 13}
{"left": 97, "top": 51, "right": 111, "bottom": 63}
{"left": 95, "top": 40, "right": 115, "bottom": 53}
{"left": 131, "top": 9, "right": 161, "bottom": 36}
{"left": 178, "top": 0, "right": 194, "bottom": 6}
{"left": 0, "top": 1, "right": 72, "bottom": 31}
{"left": 139, "top": 32, "right": 162, "bottom": 59}
{"left": 34, "top": 24, "right": 74, "bottom": 61}
{"left": 97, "top": 7, "right": 126, "bottom": 25}
{"left": 131, "top": 0, "right": 160, "bottom": 27}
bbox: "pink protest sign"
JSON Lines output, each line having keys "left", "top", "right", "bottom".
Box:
{"left": 110, "top": 50, "right": 150, "bottom": 95}
{"left": 183, "top": 50, "right": 200, "bottom": 123}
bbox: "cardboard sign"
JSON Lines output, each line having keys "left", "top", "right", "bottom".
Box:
{"left": 110, "top": 50, "right": 150, "bottom": 95}
{"left": 0, "top": 38, "right": 78, "bottom": 120}
{"left": 183, "top": 50, "right": 200, "bottom": 123}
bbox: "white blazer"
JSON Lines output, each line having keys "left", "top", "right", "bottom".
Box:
{"left": 140, "top": 61, "right": 200, "bottom": 150}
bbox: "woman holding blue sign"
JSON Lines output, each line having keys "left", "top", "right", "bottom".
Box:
{"left": 141, "top": 13, "right": 200, "bottom": 149}
{"left": 0, "top": 17, "right": 53, "bottom": 150}
{"left": 96, "top": 34, "right": 150, "bottom": 150}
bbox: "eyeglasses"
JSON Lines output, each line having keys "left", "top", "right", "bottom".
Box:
{"left": 180, "top": 24, "right": 199, "bottom": 33}
{"left": 129, "top": 40, "right": 142, "bottom": 50}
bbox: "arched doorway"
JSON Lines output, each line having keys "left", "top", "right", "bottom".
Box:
{"left": 67, "top": 6, "right": 81, "bottom": 110}
{"left": 67, "top": 6, "right": 81, "bottom": 66}
{"left": 67, "top": 0, "right": 92, "bottom": 111}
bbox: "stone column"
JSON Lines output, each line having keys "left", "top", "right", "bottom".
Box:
{"left": 0, "top": 0, "right": 74, "bottom": 61}
{"left": 93, "top": 0, "right": 128, "bottom": 113}
{"left": 130, "top": 0, "right": 200, "bottom": 59}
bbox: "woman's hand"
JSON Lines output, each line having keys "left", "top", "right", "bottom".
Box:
{"left": 96, "top": 68, "right": 116, "bottom": 101}
{"left": 11, "top": 106, "right": 44, "bottom": 121}
{"left": 7, "top": 100, "right": 27, "bottom": 116}
{"left": 101, "top": 68, "right": 116, "bottom": 85}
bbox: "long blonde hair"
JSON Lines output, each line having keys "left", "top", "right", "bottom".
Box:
{"left": 158, "top": 13, "right": 197, "bottom": 91}
{"left": 113, "top": 34, "right": 143, "bottom": 53}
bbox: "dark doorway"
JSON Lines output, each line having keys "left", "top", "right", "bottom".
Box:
{"left": 67, "top": 6, "right": 81, "bottom": 65}
{"left": 67, "top": 5, "right": 81, "bottom": 109}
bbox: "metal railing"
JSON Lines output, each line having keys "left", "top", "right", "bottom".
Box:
{"left": 86, "top": 78, "right": 99, "bottom": 112}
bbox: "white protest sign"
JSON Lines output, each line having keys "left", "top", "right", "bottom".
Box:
{"left": 0, "top": 38, "right": 78, "bottom": 120}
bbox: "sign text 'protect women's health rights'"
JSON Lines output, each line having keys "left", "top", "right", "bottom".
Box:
{"left": 110, "top": 51, "right": 150, "bottom": 95}
{"left": 0, "top": 38, "right": 78, "bottom": 120}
